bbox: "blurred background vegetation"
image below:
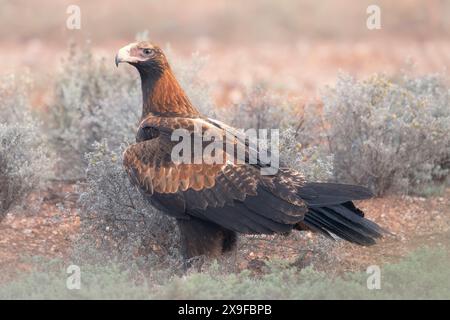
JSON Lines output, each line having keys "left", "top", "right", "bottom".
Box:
{"left": 0, "top": 0, "right": 449, "bottom": 299}
{"left": 1, "top": 0, "right": 450, "bottom": 43}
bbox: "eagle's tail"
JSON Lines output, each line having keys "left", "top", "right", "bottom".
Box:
{"left": 295, "top": 183, "right": 386, "bottom": 245}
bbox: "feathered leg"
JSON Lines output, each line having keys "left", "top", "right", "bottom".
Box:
{"left": 177, "top": 218, "right": 237, "bottom": 266}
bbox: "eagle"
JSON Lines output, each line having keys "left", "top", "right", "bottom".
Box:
{"left": 115, "top": 41, "right": 385, "bottom": 261}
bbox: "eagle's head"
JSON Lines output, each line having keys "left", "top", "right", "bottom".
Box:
{"left": 115, "top": 41, "right": 168, "bottom": 74}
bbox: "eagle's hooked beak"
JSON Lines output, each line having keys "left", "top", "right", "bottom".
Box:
{"left": 114, "top": 54, "right": 121, "bottom": 67}
{"left": 115, "top": 43, "right": 137, "bottom": 67}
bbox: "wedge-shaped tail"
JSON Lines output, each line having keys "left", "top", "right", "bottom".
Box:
{"left": 296, "top": 183, "right": 386, "bottom": 245}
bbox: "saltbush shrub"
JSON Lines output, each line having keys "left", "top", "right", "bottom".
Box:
{"left": 223, "top": 84, "right": 299, "bottom": 130}
{"left": 221, "top": 84, "right": 333, "bottom": 182}
{"left": 76, "top": 140, "right": 180, "bottom": 265}
{"left": 45, "top": 43, "right": 141, "bottom": 179}
{"left": 0, "top": 75, "right": 51, "bottom": 221}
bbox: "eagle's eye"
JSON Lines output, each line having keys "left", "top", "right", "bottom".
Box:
{"left": 143, "top": 48, "right": 153, "bottom": 55}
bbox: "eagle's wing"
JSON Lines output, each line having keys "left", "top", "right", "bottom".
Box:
{"left": 123, "top": 117, "right": 308, "bottom": 234}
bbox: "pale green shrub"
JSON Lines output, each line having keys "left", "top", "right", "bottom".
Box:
{"left": 323, "top": 73, "right": 450, "bottom": 195}
{"left": 76, "top": 141, "right": 181, "bottom": 265}
{"left": 46, "top": 43, "right": 141, "bottom": 179}
{"left": 0, "top": 75, "right": 51, "bottom": 221}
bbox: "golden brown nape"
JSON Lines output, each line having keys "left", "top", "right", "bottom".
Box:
{"left": 115, "top": 41, "right": 200, "bottom": 118}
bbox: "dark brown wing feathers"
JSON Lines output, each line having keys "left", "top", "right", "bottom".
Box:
{"left": 123, "top": 113, "right": 385, "bottom": 245}
{"left": 123, "top": 115, "right": 309, "bottom": 234}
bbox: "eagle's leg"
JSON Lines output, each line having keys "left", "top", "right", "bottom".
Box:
{"left": 177, "top": 218, "right": 237, "bottom": 269}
